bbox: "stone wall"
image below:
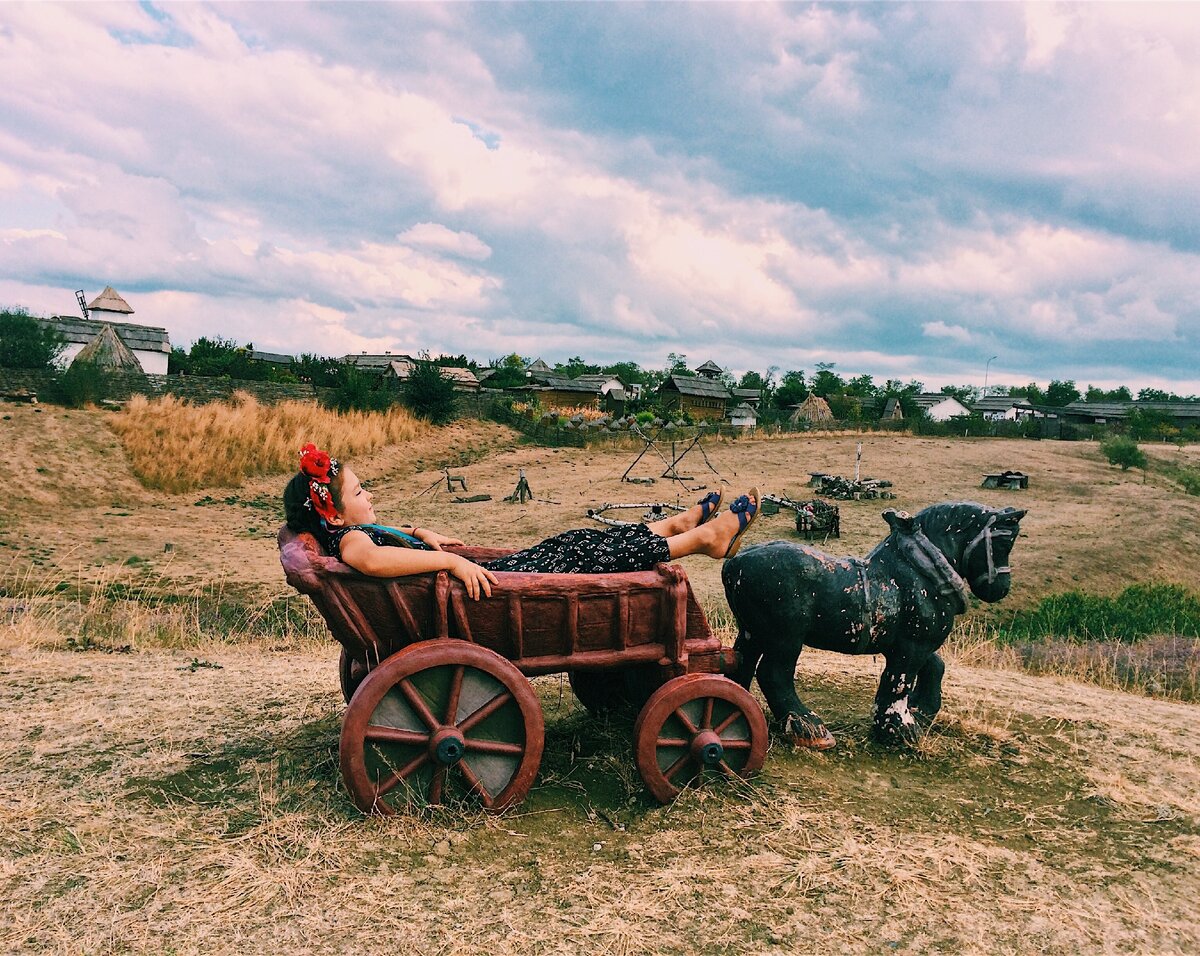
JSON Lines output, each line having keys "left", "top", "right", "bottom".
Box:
{"left": 0, "top": 368, "right": 318, "bottom": 405}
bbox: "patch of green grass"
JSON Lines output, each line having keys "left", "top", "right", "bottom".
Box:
{"left": 998, "top": 583, "right": 1200, "bottom": 643}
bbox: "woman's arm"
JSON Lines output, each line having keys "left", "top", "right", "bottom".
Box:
{"left": 339, "top": 529, "right": 497, "bottom": 599}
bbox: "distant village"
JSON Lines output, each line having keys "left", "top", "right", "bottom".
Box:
{"left": 10, "top": 285, "right": 1200, "bottom": 436}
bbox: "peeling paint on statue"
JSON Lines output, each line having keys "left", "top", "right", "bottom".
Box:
{"left": 724, "top": 502, "right": 1026, "bottom": 749}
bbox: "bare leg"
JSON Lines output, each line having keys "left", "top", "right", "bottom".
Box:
{"left": 665, "top": 492, "right": 758, "bottom": 560}
{"left": 646, "top": 498, "right": 708, "bottom": 537}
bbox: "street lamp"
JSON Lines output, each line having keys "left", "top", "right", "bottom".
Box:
{"left": 983, "top": 355, "right": 998, "bottom": 395}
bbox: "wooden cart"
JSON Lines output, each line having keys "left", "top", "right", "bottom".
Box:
{"left": 279, "top": 527, "right": 768, "bottom": 813}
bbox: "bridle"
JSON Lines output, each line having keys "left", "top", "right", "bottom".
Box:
{"left": 961, "top": 515, "right": 1015, "bottom": 588}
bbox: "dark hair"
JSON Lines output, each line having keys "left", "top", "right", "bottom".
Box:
{"left": 284, "top": 468, "right": 347, "bottom": 533}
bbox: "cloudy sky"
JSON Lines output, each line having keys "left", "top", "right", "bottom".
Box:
{"left": 1, "top": 3, "right": 1198, "bottom": 392}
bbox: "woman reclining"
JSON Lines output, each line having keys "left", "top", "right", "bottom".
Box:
{"left": 283, "top": 443, "right": 760, "bottom": 599}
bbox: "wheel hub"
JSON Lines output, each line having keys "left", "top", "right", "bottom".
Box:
{"left": 430, "top": 727, "right": 466, "bottom": 766}
{"left": 690, "top": 729, "right": 725, "bottom": 766}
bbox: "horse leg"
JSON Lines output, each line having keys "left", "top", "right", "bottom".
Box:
{"left": 731, "top": 628, "right": 761, "bottom": 690}
{"left": 757, "top": 642, "right": 836, "bottom": 751}
{"left": 909, "top": 651, "right": 945, "bottom": 720}
{"left": 872, "top": 649, "right": 927, "bottom": 746}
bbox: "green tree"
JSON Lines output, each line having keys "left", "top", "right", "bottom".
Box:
{"left": 1045, "top": 379, "right": 1081, "bottom": 407}
{"left": 601, "top": 361, "right": 649, "bottom": 385}
{"left": 484, "top": 353, "right": 530, "bottom": 389}
{"left": 1101, "top": 436, "right": 1147, "bottom": 471}
{"left": 846, "top": 373, "right": 877, "bottom": 397}
{"left": 1009, "top": 382, "right": 1046, "bottom": 405}
{"left": 0, "top": 308, "right": 65, "bottom": 369}
{"left": 324, "top": 365, "right": 393, "bottom": 413}
{"left": 1085, "top": 384, "right": 1132, "bottom": 402}
{"left": 939, "top": 384, "right": 979, "bottom": 405}
{"left": 665, "top": 352, "right": 692, "bottom": 376}
{"left": 554, "top": 356, "right": 600, "bottom": 379}
{"left": 1127, "top": 407, "right": 1176, "bottom": 441}
{"left": 293, "top": 353, "right": 347, "bottom": 388}
{"left": 810, "top": 362, "right": 845, "bottom": 397}
{"left": 401, "top": 360, "right": 458, "bottom": 424}
{"left": 773, "top": 370, "right": 808, "bottom": 410}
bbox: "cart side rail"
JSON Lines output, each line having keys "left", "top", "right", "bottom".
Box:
{"left": 278, "top": 527, "right": 719, "bottom": 675}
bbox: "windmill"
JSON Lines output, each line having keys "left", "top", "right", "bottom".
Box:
{"left": 75, "top": 290, "right": 89, "bottom": 320}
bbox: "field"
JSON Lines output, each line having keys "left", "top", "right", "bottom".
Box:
{"left": 2, "top": 403, "right": 1199, "bottom": 954}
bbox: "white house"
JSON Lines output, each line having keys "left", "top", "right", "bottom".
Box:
{"left": 42, "top": 287, "right": 171, "bottom": 374}
{"left": 911, "top": 393, "right": 972, "bottom": 422}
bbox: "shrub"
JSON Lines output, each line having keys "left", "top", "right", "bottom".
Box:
{"left": 323, "top": 365, "right": 394, "bottom": 413}
{"left": 1101, "top": 435, "right": 1146, "bottom": 471}
{"left": 401, "top": 360, "right": 458, "bottom": 424}
{"left": 51, "top": 359, "right": 110, "bottom": 407}
{"left": 0, "top": 308, "right": 65, "bottom": 369}
{"left": 998, "top": 583, "right": 1200, "bottom": 644}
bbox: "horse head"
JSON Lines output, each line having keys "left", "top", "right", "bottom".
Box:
{"left": 907, "top": 502, "right": 1026, "bottom": 603}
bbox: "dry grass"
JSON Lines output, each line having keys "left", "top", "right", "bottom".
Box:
{"left": 110, "top": 392, "right": 432, "bottom": 492}
{"left": 1, "top": 646, "right": 1197, "bottom": 955}
{"left": 946, "top": 620, "right": 1200, "bottom": 701}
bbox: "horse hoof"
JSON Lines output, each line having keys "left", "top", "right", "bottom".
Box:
{"left": 784, "top": 715, "right": 837, "bottom": 750}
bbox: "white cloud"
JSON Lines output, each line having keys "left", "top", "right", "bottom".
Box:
{"left": 397, "top": 223, "right": 492, "bottom": 260}
{"left": 923, "top": 321, "right": 973, "bottom": 345}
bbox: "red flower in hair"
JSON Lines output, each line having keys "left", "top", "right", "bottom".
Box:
{"left": 299, "top": 443, "right": 333, "bottom": 483}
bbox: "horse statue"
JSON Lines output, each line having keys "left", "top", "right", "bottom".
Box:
{"left": 722, "top": 502, "right": 1026, "bottom": 748}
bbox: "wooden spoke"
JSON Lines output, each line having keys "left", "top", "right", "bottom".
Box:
{"left": 398, "top": 677, "right": 442, "bottom": 732}
{"left": 443, "top": 665, "right": 465, "bottom": 725}
{"left": 661, "top": 752, "right": 693, "bottom": 784}
{"left": 672, "top": 707, "right": 700, "bottom": 736}
{"left": 428, "top": 767, "right": 446, "bottom": 804}
{"left": 464, "top": 738, "right": 525, "bottom": 756}
{"left": 457, "top": 691, "right": 514, "bottom": 734}
{"left": 655, "top": 737, "right": 690, "bottom": 748}
{"left": 713, "top": 710, "right": 744, "bottom": 736}
{"left": 719, "top": 739, "right": 753, "bottom": 750}
{"left": 373, "top": 749, "right": 429, "bottom": 798}
{"left": 364, "top": 726, "right": 429, "bottom": 747}
{"left": 457, "top": 760, "right": 495, "bottom": 809}
{"left": 716, "top": 760, "right": 737, "bottom": 779}
{"left": 701, "top": 696, "right": 714, "bottom": 731}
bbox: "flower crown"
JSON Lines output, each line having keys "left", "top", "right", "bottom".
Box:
{"left": 299, "top": 443, "right": 341, "bottom": 523}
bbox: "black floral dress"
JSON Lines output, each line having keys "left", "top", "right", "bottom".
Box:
{"left": 323, "top": 522, "right": 670, "bottom": 574}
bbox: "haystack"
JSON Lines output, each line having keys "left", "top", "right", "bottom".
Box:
{"left": 790, "top": 393, "right": 833, "bottom": 423}
{"left": 73, "top": 324, "right": 145, "bottom": 373}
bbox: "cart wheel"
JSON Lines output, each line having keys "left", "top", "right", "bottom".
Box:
{"left": 340, "top": 640, "right": 544, "bottom": 814}
{"left": 569, "top": 664, "right": 663, "bottom": 716}
{"left": 634, "top": 674, "right": 768, "bottom": 803}
{"left": 338, "top": 649, "right": 369, "bottom": 704}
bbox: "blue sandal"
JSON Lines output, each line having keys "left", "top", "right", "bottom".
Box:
{"left": 723, "top": 488, "right": 761, "bottom": 558}
{"left": 698, "top": 489, "right": 724, "bottom": 525}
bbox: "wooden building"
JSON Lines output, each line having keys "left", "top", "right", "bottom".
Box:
{"left": 657, "top": 375, "right": 730, "bottom": 420}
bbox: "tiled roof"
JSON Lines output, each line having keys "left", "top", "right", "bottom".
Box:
{"left": 972, "top": 395, "right": 1031, "bottom": 412}
{"left": 342, "top": 352, "right": 414, "bottom": 370}
{"left": 249, "top": 349, "right": 294, "bottom": 365}
{"left": 43, "top": 316, "right": 170, "bottom": 352}
{"left": 660, "top": 375, "right": 730, "bottom": 399}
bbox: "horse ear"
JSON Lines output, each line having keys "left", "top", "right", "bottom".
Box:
{"left": 1001, "top": 507, "right": 1027, "bottom": 522}
{"left": 882, "top": 508, "right": 915, "bottom": 532}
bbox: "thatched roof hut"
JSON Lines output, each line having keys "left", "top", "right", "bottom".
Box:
{"left": 790, "top": 394, "right": 833, "bottom": 423}
{"left": 73, "top": 324, "right": 145, "bottom": 373}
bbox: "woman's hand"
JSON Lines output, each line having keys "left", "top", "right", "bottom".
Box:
{"left": 414, "top": 528, "right": 464, "bottom": 551}
{"left": 449, "top": 555, "right": 498, "bottom": 600}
